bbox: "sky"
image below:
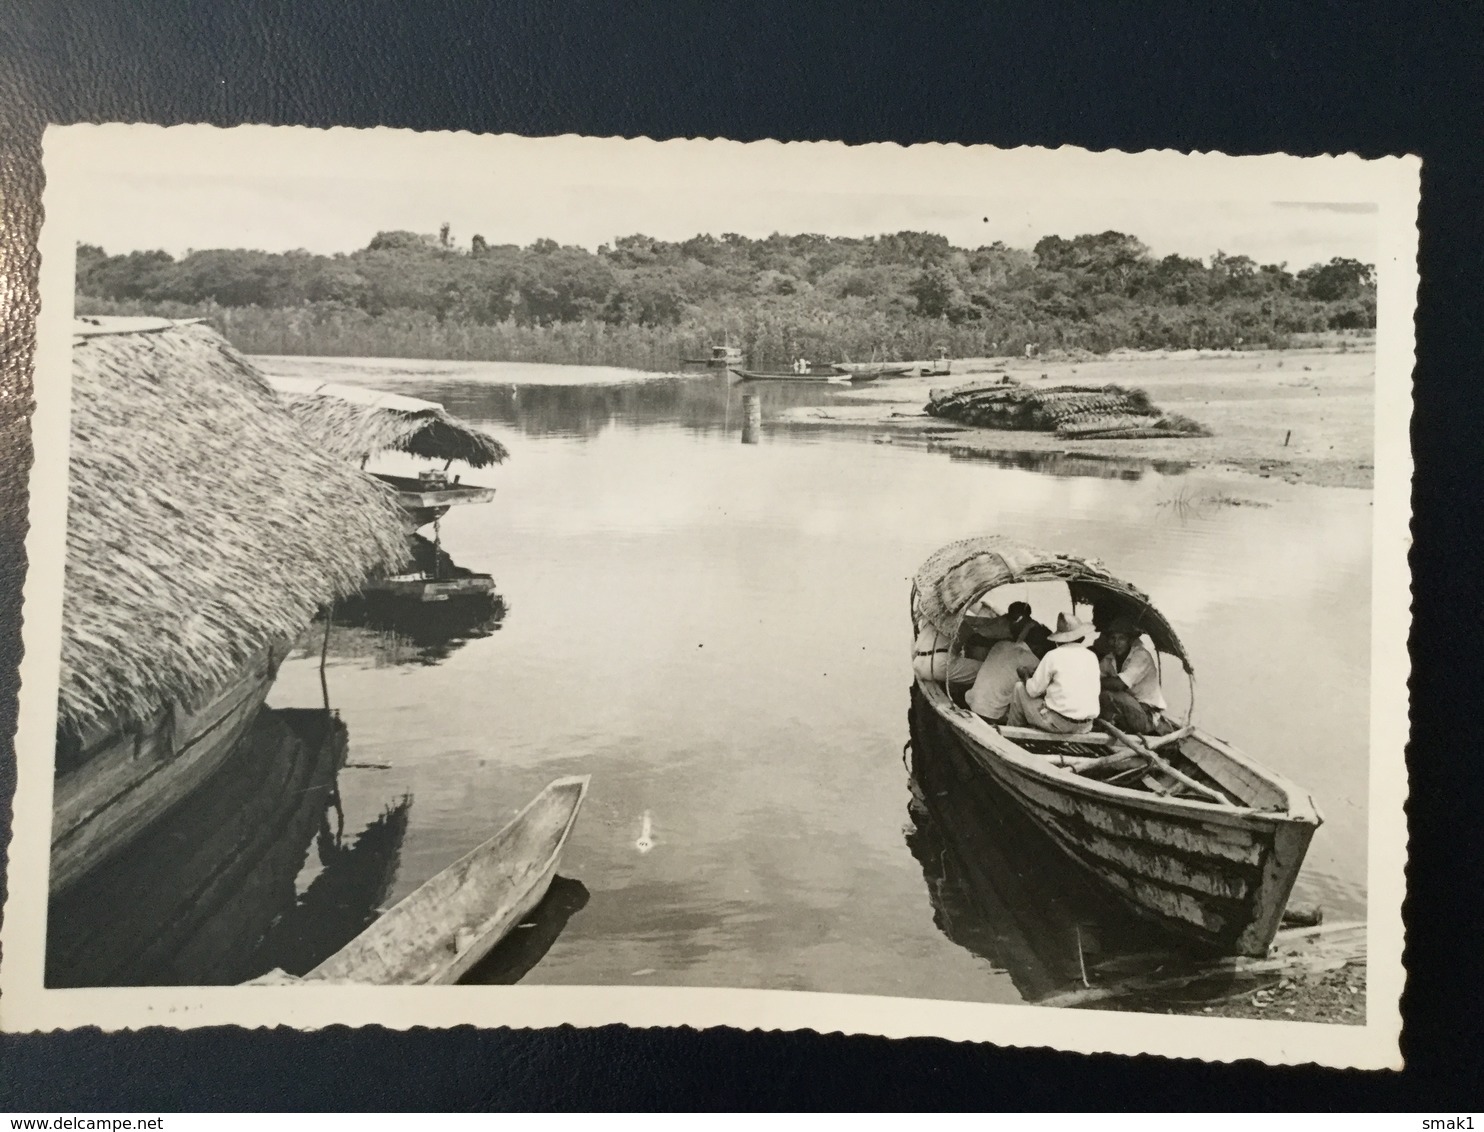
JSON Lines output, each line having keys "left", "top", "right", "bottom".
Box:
{"left": 53, "top": 128, "right": 1381, "bottom": 269}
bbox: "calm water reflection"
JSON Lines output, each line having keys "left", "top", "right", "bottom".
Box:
{"left": 47, "top": 708, "right": 350, "bottom": 986}
{"left": 88, "top": 356, "right": 1369, "bottom": 1000}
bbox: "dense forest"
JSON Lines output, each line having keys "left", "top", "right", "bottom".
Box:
{"left": 75, "top": 228, "right": 1377, "bottom": 368}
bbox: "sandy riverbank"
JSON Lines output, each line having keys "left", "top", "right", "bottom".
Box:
{"left": 781, "top": 345, "right": 1378, "bottom": 489}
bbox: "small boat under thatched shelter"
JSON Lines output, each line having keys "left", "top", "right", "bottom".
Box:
{"left": 52, "top": 318, "right": 411, "bottom": 895}
{"left": 266, "top": 377, "right": 509, "bottom": 469}
{"left": 268, "top": 377, "right": 509, "bottom": 531}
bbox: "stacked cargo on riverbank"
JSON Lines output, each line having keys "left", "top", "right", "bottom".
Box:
{"left": 926, "top": 381, "right": 1211, "bottom": 440}
{"left": 52, "top": 318, "right": 410, "bottom": 894}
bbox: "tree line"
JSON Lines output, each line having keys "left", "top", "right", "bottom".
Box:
{"left": 75, "top": 228, "right": 1376, "bottom": 367}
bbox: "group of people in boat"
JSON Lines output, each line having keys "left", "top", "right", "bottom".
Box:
{"left": 914, "top": 602, "right": 1170, "bottom": 737}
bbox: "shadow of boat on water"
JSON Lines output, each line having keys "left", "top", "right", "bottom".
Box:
{"left": 317, "top": 539, "right": 509, "bottom": 667}
{"left": 47, "top": 695, "right": 588, "bottom": 987}
{"left": 46, "top": 707, "right": 350, "bottom": 987}
{"left": 905, "top": 686, "right": 1186, "bottom": 1004}
{"left": 246, "top": 793, "right": 415, "bottom": 977}
{"left": 461, "top": 875, "right": 591, "bottom": 985}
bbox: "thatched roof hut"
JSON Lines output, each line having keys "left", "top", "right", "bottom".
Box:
{"left": 61, "top": 319, "right": 410, "bottom": 736}
{"left": 267, "top": 377, "right": 509, "bottom": 469}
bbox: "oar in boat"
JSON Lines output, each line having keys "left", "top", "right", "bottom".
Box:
{"left": 1097, "top": 720, "right": 1233, "bottom": 806}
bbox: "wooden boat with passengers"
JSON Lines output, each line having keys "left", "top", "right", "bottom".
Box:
{"left": 255, "top": 776, "right": 591, "bottom": 985}
{"left": 728, "top": 366, "right": 871, "bottom": 384}
{"left": 910, "top": 536, "right": 1322, "bottom": 957}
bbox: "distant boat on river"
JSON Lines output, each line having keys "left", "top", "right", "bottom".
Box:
{"left": 684, "top": 344, "right": 746, "bottom": 368}
{"left": 728, "top": 366, "right": 869, "bottom": 383}
{"left": 829, "top": 360, "right": 914, "bottom": 378}
{"left": 910, "top": 536, "right": 1322, "bottom": 958}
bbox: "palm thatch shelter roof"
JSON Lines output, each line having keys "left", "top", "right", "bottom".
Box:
{"left": 61, "top": 318, "right": 410, "bottom": 736}
{"left": 267, "top": 377, "right": 509, "bottom": 469}
{"left": 913, "top": 535, "right": 1192, "bottom": 672}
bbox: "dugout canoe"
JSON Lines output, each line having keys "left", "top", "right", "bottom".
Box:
{"left": 728, "top": 367, "right": 863, "bottom": 383}
{"left": 910, "top": 536, "right": 1322, "bottom": 957}
{"left": 301, "top": 775, "right": 590, "bottom": 984}
{"left": 830, "top": 361, "right": 913, "bottom": 378}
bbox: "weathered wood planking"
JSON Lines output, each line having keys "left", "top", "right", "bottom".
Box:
{"left": 917, "top": 678, "right": 1321, "bottom": 956}
{"left": 303, "top": 775, "right": 590, "bottom": 985}
{"left": 47, "top": 708, "right": 345, "bottom": 987}
{"left": 50, "top": 646, "right": 284, "bottom": 895}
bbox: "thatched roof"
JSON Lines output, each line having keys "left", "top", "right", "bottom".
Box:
{"left": 61, "top": 319, "right": 411, "bottom": 735}
{"left": 914, "top": 535, "right": 1191, "bottom": 671}
{"left": 267, "top": 377, "right": 509, "bottom": 469}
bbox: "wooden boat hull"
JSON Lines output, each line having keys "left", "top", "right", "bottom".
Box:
{"left": 361, "top": 572, "right": 497, "bottom": 603}
{"left": 729, "top": 368, "right": 854, "bottom": 383}
{"left": 305, "top": 775, "right": 590, "bottom": 984}
{"left": 830, "top": 363, "right": 912, "bottom": 378}
{"left": 915, "top": 678, "right": 1320, "bottom": 957}
{"left": 50, "top": 643, "right": 290, "bottom": 897}
{"left": 373, "top": 473, "right": 497, "bottom": 532}
{"left": 47, "top": 708, "right": 347, "bottom": 987}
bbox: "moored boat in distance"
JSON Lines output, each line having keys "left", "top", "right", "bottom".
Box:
{"left": 729, "top": 367, "right": 868, "bottom": 384}
{"left": 291, "top": 776, "right": 591, "bottom": 984}
{"left": 910, "top": 536, "right": 1322, "bottom": 958}
{"left": 830, "top": 361, "right": 914, "bottom": 378}
{"left": 684, "top": 344, "right": 746, "bottom": 368}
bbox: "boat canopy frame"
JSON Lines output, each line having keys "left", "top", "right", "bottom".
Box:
{"left": 912, "top": 535, "right": 1195, "bottom": 720}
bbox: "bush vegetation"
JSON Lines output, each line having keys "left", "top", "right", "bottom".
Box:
{"left": 75, "top": 228, "right": 1377, "bottom": 369}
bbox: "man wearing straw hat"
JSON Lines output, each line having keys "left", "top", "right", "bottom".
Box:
{"left": 1004, "top": 612, "right": 1101, "bottom": 734}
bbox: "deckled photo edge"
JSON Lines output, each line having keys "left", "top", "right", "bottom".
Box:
{"left": 0, "top": 127, "right": 1418, "bottom": 1072}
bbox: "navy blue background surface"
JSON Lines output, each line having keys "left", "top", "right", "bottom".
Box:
{"left": 2, "top": 0, "right": 1481, "bottom": 1110}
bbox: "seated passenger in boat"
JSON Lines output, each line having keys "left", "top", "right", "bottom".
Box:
{"left": 1096, "top": 616, "right": 1168, "bottom": 735}
{"left": 965, "top": 637, "right": 1038, "bottom": 724}
{"left": 912, "top": 623, "right": 986, "bottom": 693}
{"left": 1004, "top": 613, "right": 1100, "bottom": 735}
{"left": 1005, "top": 601, "right": 1054, "bottom": 659}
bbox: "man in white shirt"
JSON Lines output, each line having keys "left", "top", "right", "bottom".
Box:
{"left": 1097, "top": 616, "right": 1168, "bottom": 735}
{"left": 1004, "top": 613, "right": 1101, "bottom": 734}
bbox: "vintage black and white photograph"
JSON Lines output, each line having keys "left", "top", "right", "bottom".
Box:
{"left": 0, "top": 126, "right": 1415, "bottom": 1066}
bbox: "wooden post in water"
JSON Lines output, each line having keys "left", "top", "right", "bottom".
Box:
{"left": 319, "top": 603, "right": 333, "bottom": 712}
{"left": 741, "top": 393, "right": 761, "bottom": 445}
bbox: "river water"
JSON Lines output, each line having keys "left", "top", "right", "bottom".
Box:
{"left": 51, "top": 359, "right": 1375, "bottom": 1002}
